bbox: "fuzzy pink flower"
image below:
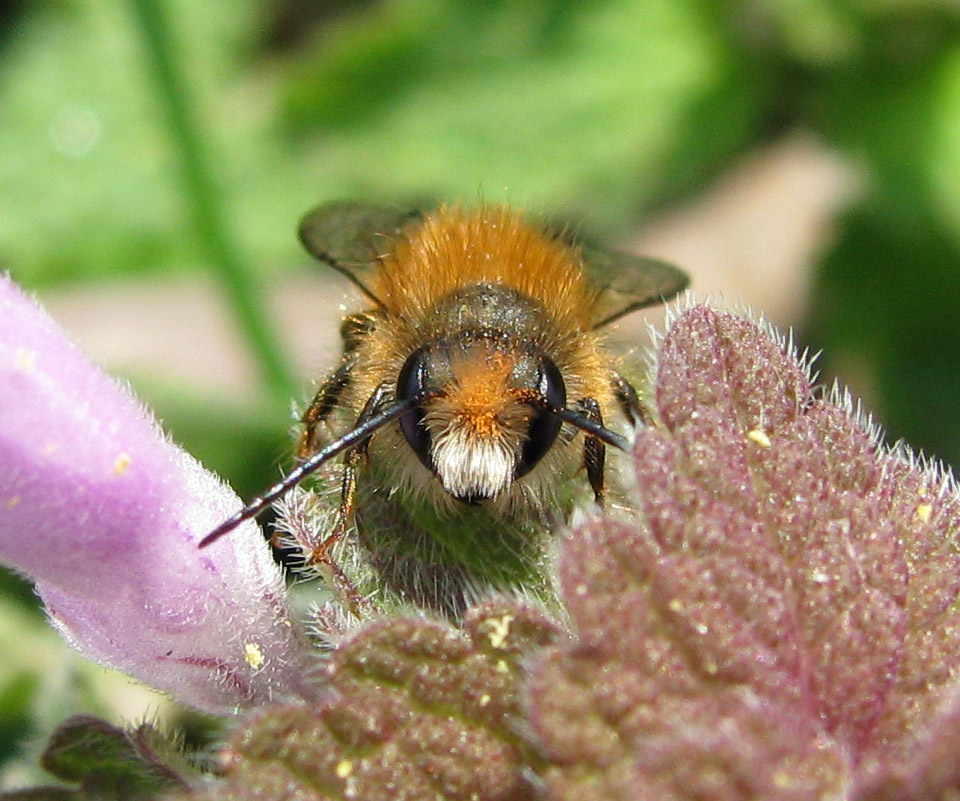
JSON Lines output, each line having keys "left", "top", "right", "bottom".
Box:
{"left": 0, "top": 275, "right": 318, "bottom": 714}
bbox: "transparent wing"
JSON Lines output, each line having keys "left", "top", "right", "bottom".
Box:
{"left": 298, "top": 201, "right": 422, "bottom": 306}
{"left": 581, "top": 246, "right": 689, "bottom": 329}
{"left": 299, "top": 202, "right": 689, "bottom": 324}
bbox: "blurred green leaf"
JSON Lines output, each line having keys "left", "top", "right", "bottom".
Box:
{"left": 37, "top": 716, "right": 192, "bottom": 799}
{"left": 811, "top": 208, "right": 960, "bottom": 468}
{"left": 0, "top": 788, "right": 76, "bottom": 800}
{"left": 0, "top": 674, "right": 39, "bottom": 769}
{"left": 805, "top": 20, "right": 960, "bottom": 470}
{"left": 929, "top": 42, "right": 960, "bottom": 240}
{"left": 0, "top": 0, "right": 763, "bottom": 293}
{"left": 279, "top": 0, "right": 754, "bottom": 230}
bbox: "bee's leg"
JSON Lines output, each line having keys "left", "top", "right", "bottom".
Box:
{"left": 309, "top": 381, "right": 393, "bottom": 562}
{"left": 297, "top": 312, "right": 376, "bottom": 459}
{"left": 300, "top": 445, "right": 366, "bottom": 616}
{"left": 575, "top": 397, "right": 606, "bottom": 506}
{"left": 611, "top": 371, "right": 651, "bottom": 426}
{"left": 323, "top": 447, "right": 361, "bottom": 555}
{"left": 275, "top": 360, "right": 357, "bottom": 552}
{"left": 304, "top": 381, "right": 393, "bottom": 617}
{"left": 339, "top": 310, "right": 377, "bottom": 351}
{"left": 297, "top": 358, "right": 355, "bottom": 459}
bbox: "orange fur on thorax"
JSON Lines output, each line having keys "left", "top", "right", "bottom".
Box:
{"left": 372, "top": 206, "right": 597, "bottom": 328}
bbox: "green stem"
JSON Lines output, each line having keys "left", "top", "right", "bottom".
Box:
{"left": 126, "top": 0, "right": 297, "bottom": 403}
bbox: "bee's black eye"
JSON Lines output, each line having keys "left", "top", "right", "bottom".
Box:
{"left": 397, "top": 349, "right": 433, "bottom": 471}
{"left": 516, "top": 356, "right": 566, "bottom": 478}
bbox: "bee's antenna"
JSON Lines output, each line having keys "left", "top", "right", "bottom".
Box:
{"left": 199, "top": 397, "right": 417, "bottom": 549}
{"left": 549, "top": 405, "right": 631, "bottom": 451}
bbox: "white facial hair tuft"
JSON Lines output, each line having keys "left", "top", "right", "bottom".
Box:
{"left": 431, "top": 428, "right": 517, "bottom": 501}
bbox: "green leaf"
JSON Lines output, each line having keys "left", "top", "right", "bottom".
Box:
{"left": 0, "top": 789, "right": 78, "bottom": 801}
{"left": 38, "top": 716, "right": 193, "bottom": 801}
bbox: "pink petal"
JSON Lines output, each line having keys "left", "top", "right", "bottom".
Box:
{"left": 0, "top": 275, "right": 318, "bottom": 713}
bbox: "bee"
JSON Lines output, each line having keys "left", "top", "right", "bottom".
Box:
{"left": 201, "top": 202, "right": 687, "bottom": 615}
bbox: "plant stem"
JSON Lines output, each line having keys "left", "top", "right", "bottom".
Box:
{"left": 125, "top": 0, "right": 297, "bottom": 404}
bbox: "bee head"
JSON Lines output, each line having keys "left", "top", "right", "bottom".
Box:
{"left": 396, "top": 338, "right": 566, "bottom": 504}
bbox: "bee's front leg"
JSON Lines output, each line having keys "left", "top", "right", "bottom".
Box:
{"left": 611, "top": 370, "right": 651, "bottom": 426}
{"left": 309, "top": 381, "right": 394, "bottom": 561}
{"left": 574, "top": 397, "right": 606, "bottom": 506}
{"left": 307, "top": 381, "right": 393, "bottom": 617}
{"left": 297, "top": 357, "right": 355, "bottom": 459}
{"left": 297, "top": 312, "right": 376, "bottom": 459}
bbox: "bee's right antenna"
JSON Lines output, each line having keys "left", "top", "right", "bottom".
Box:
{"left": 199, "top": 397, "right": 417, "bottom": 549}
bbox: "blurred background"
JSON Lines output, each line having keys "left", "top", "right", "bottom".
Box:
{"left": 2, "top": 0, "right": 960, "bottom": 787}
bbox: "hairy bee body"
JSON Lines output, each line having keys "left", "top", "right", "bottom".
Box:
{"left": 305, "top": 208, "right": 614, "bottom": 519}
{"left": 203, "top": 201, "right": 688, "bottom": 618}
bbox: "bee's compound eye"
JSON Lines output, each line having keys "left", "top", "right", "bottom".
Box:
{"left": 397, "top": 349, "right": 433, "bottom": 471}
{"left": 516, "top": 356, "right": 566, "bottom": 478}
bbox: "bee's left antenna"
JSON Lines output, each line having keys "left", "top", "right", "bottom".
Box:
{"left": 199, "top": 398, "right": 416, "bottom": 549}
{"left": 548, "top": 405, "right": 630, "bottom": 451}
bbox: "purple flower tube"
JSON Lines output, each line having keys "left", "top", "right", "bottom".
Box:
{"left": 0, "top": 274, "right": 318, "bottom": 714}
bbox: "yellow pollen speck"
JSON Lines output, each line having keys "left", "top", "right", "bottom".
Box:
{"left": 112, "top": 452, "right": 132, "bottom": 476}
{"left": 336, "top": 760, "right": 353, "bottom": 779}
{"left": 14, "top": 348, "right": 36, "bottom": 371}
{"left": 479, "top": 694, "right": 491, "bottom": 706}
{"left": 773, "top": 771, "right": 794, "bottom": 788}
{"left": 747, "top": 429, "right": 772, "bottom": 448}
{"left": 668, "top": 598, "right": 684, "bottom": 613}
{"left": 5, "top": 496, "right": 21, "bottom": 509}
{"left": 915, "top": 503, "right": 933, "bottom": 523}
{"left": 485, "top": 614, "right": 514, "bottom": 649}
{"left": 496, "top": 659, "right": 509, "bottom": 673}
{"left": 244, "top": 642, "right": 265, "bottom": 669}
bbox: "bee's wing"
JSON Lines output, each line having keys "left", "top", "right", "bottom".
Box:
{"left": 298, "top": 201, "right": 423, "bottom": 306}
{"left": 581, "top": 246, "right": 689, "bottom": 329}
